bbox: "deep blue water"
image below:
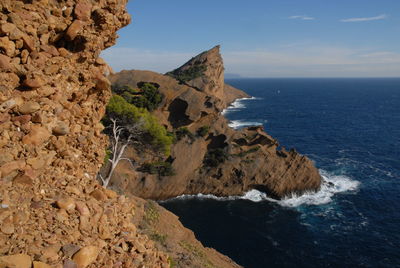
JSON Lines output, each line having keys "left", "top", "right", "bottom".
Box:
{"left": 161, "top": 78, "right": 400, "bottom": 268}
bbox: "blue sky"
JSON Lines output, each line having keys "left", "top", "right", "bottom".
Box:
{"left": 102, "top": 0, "right": 400, "bottom": 77}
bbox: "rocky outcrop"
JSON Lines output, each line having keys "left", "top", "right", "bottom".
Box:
{"left": 108, "top": 46, "right": 322, "bottom": 200}
{"left": 0, "top": 1, "right": 246, "bottom": 267}
{"left": 0, "top": 1, "right": 174, "bottom": 267}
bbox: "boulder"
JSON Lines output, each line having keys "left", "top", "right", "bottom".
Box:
{"left": 72, "top": 246, "right": 99, "bottom": 268}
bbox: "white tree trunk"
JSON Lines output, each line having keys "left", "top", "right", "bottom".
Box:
{"left": 99, "top": 118, "right": 132, "bottom": 188}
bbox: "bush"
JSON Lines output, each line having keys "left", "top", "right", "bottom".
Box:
{"left": 197, "top": 126, "right": 210, "bottom": 137}
{"left": 175, "top": 127, "right": 195, "bottom": 141}
{"left": 140, "top": 161, "right": 175, "bottom": 177}
{"left": 203, "top": 148, "right": 228, "bottom": 167}
{"left": 103, "top": 149, "right": 112, "bottom": 164}
{"left": 112, "top": 82, "right": 163, "bottom": 111}
{"left": 105, "top": 95, "right": 173, "bottom": 155}
{"left": 166, "top": 65, "right": 207, "bottom": 83}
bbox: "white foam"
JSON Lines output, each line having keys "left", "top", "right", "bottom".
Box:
{"left": 221, "top": 97, "right": 260, "bottom": 115}
{"left": 166, "top": 170, "right": 360, "bottom": 208}
{"left": 228, "top": 120, "right": 264, "bottom": 129}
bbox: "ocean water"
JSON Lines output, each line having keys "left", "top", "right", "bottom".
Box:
{"left": 161, "top": 78, "right": 400, "bottom": 268}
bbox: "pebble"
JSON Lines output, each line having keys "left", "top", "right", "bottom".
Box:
{"left": 19, "top": 101, "right": 40, "bottom": 114}
{"left": 72, "top": 246, "right": 99, "bottom": 268}
{"left": 53, "top": 121, "right": 70, "bottom": 136}
{"left": 56, "top": 198, "right": 76, "bottom": 211}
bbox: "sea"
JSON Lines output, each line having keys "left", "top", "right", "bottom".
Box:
{"left": 161, "top": 78, "right": 400, "bottom": 268}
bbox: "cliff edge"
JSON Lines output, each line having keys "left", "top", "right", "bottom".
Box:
{"left": 0, "top": 1, "right": 245, "bottom": 267}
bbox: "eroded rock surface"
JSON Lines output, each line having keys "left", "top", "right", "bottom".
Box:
{"left": 0, "top": 0, "right": 172, "bottom": 267}
{"left": 109, "top": 46, "right": 322, "bottom": 200}
{"left": 0, "top": 1, "right": 246, "bottom": 267}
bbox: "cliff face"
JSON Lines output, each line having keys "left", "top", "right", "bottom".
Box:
{"left": 0, "top": 2, "right": 245, "bottom": 268}
{"left": 0, "top": 1, "right": 172, "bottom": 267}
{"left": 108, "top": 46, "right": 322, "bottom": 200}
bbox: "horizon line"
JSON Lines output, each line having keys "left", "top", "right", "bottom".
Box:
{"left": 224, "top": 76, "right": 400, "bottom": 79}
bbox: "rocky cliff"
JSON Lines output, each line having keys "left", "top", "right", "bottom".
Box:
{"left": 0, "top": 1, "right": 247, "bottom": 267}
{"left": 108, "top": 46, "right": 322, "bottom": 201}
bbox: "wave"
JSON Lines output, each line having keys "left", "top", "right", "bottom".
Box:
{"left": 228, "top": 120, "right": 265, "bottom": 129}
{"left": 222, "top": 96, "right": 260, "bottom": 115}
{"left": 165, "top": 169, "right": 360, "bottom": 208}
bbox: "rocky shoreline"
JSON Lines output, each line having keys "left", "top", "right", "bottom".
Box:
{"left": 0, "top": 1, "right": 320, "bottom": 267}
{"left": 108, "top": 46, "right": 321, "bottom": 201}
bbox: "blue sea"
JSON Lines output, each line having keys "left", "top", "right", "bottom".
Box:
{"left": 161, "top": 78, "right": 400, "bottom": 268}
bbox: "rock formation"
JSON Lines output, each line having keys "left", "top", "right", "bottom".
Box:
{"left": 1, "top": 1, "right": 242, "bottom": 268}
{"left": 108, "top": 46, "right": 322, "bottom": 200}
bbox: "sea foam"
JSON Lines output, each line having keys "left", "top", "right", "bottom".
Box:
{"left": 228, "top": 120, "right": 264, "bottom": 129}
{"left": 222, "top": 97, "right": 264, "bottom": 129}
{"left": 221, "top": 97, "right": 260, "bottom": 116}
{"left": 166, "top": 170, "right": 360, "bottom": 208}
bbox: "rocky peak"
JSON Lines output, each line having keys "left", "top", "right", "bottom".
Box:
{"left": 166, "top": 45, "right": 225, "bottom": 101}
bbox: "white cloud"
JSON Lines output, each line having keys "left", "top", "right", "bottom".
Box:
{"left": 101, "top": 46, "right": 400, "bottom": 78}
{"left": 340, "top": 14, "right": 387, "bottom": 22}
{"left": 289, "top": 15, "right": 315, "bottom": 20}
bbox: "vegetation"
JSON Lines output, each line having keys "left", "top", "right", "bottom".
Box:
{"left": 196, "top": 126, "right": 210, "bottom": 137}
{"left": 140, "top": 161, "right": 176, "bottom": 177}
{"left": 166, "top": 64, "right": 207, "bottom": 83}
{"left": 149, "top": 232, "right": 168, "bottom": 246}
{"left": 112, "top": 82, "right": 163, "bottom": 111}
{"left": 203, "top": 148, "right": 229, "bottom": 167}
{"left": 167, "top": 256, "right": 176, "bottom": 268}
{"left": 175, "top": 127, "right": 195, "bottom": 141}
{"left": 144, "top": 201, "right": 160, "bottom": 224}
{"left": 105, "top": 95, "right": 173, "bottom": 155}
{"left": 103, "top": 149, "right": 112, "bottom": 164}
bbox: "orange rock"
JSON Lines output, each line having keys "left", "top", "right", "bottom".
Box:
{"left": 52, "top": 121, "right": 70, "bottom": 136}
{"left": 0, "top": 54, "right": 11, "bottom": 70}
{"left": 90, "top": 189, "right": 107, "bottom": 201}
{"left": 0, "top": 254, "right": 32, "bottom": 268}
{"left": 66, "top": 20, "right": 84, "bottom": 41}
{"left": 23, "top": 77, "right": 45, "bottom": 88}
{"left": 0, "top": 36, "right": 15, "bottom": 57}
{"left": 72, "top": 246, "right": 99, "bottom": 268}
{"left": 0, "top": 160, "right": 25, "bottom": 178}
{"left": 18, "top": 101, "right": 40, "bottom": 114}
{"left": 56, "top": 198, "right": 76, "bottom": 211}
{"left": 33, "top": 261, "right": 51, "bottom": 268}
{"left": 22, "top": 125, "right": 51, "bottom": 146}
{"left": 74, "top": 1, "right": 92, "bottom": 21}
{"left": 22, "top": 34, "right": 35, "bottom": 52}
{"left": 12, "top": 115, "right": 31, "bottom": 124}
{"left": 13, "top": 174, "right": 33, "bottom": 185}
{"left": 75, "top": 201, "right": 90, "bottom": 216}
{"left": 0, "top": 23, "right": 16, "bottom": 34}
{"left": 0, "top": 216, "right": 14, "bottom": 234}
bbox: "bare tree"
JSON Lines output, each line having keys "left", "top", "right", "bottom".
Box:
{"left": 98, "top": 118, "right": 135, "bottom": 188}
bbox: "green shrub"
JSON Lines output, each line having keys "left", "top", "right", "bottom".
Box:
{"left": 106, "top": 95, "right": 173, "bottom": 155}
{"left": 166, "top": 65, "right": 207, "bottom": 83}
{"left": 112, "top": 82, "right": 163, "bottom": 111}
{"left": 140, "top": 161, "right": 175, "bottom": 176}
{"left": 167, "top": 257, "right": 176, "bottom": 268}
{"left": 103, "top": 149, "right": 112, "bottom": 164}
{"left": 175, "top": 127, "right": 195, "bottom": 141}
{"left": 197, "top": 126, "right": 210, "bottom": 137}
{"left": 203, "top": 148, "right": 228, "bottom": 167}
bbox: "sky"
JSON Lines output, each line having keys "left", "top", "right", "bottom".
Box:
{"left": 102, "top": 0, "right": 400, "bottom": 78}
